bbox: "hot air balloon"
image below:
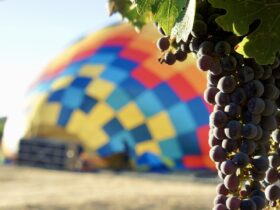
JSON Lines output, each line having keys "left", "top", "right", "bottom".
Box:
{"left": 2, "top": 23, "right": 214, "bottom": 172}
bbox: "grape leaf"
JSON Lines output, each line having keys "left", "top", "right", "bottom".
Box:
{"left": 133, "top": 0, "right": 159, "bottom": 15}
{"left": 108, "top": 0, "right": 148, "bottom": 30}
{"left": 171, "top": 0, "right": 196, "bottom": 43}
{"left": 208, "top": 0, "right": 280, "bottom": 65}
{"left": 153, "top": 0, "right": 186, "bottom": 35}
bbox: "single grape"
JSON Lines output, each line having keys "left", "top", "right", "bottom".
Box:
{"left": 164, "top": 52, "right": 176, "bottom": 65}
{"left": 226, "top": 196, "right": 240, "bottom": 210}
{"left": 220, "top": 55, "right": 237, "bottom": 72}
{"left": 220, "top": 160, "right": 237, "bottom": 175}
{"left": 217, "top": 75, "right": 237, "bottom": 93}
{"left": 251, "top": 155, "right": 269, "bottom": 172}
{"left": 224, "top": 174, "right": 240, "bottom": 191}
{"left": 209, "top": 145, "right": 226, "bottom": 162}
{"left": 215, "top": 91, "right": 230, "bottom": 107}
{"left": 224, "top": 120, "right": 242, "bottom": 140}
{"left": 224, "top": 103, "right": 241, "bottom": 119}
{"left": 242, "top": 123, "right": 258, "bottom": 139}
{"left": 156, "top": 37, "right": 170, "bottom": 51}
{"left": 247, "top": 97, "right": 265, "bottom": 115}
{"left": 232, "top": 152, "right": 249, "bottom": 168}
{"left": 222, "top": 139, "right": 238, "bottom": 153}
{"left": 175, "top": 49, "right": 187, "bottom": 62}
{"left": 214, "top": 41, "right": 231, "bottom": 55}
{"left": 197, "top": 55, "right": 214, "bottom": 71}
{"left": 265, "top": 168, "right": 279, "bottom": 184}
{"left": 198, "top": 41, "right": 214, "bottom": 56}
{"left": 210, "top": 110, "right": 229, "bottom": 128}
{"left": 265, "top": 184, "right": 280, "bottom": 201}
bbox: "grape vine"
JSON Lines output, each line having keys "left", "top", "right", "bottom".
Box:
{"left": 107, "top": 0, "right": 280, "bottom": 209}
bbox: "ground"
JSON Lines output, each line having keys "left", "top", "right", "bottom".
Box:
{"left": 0, "top": 166, "right": 218, "bottom": 210}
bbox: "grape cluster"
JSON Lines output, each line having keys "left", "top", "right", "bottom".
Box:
{"left": 156, "top": 2, "right": 280, "bottom": 210}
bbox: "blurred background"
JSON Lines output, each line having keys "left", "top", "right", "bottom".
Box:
{"left": 0, "top": 1, "right": 218, "bottom": 210}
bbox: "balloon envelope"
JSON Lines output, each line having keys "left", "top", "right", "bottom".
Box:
{"left": 2, "top": 24, "right": 214, "bottom": 171}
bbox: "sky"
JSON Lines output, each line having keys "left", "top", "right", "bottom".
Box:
{"left": 0, "top": 0, "right": 120, "bottom": 117}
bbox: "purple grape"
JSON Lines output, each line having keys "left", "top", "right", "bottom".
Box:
{"left": 224, "top": 174, "right": 240, "bottom": 191}
{"left": 209, "top": 145, "right": 226, "bottom": 162}
{"left": 157, "top": 37, "right": 170, "bottom": 51}
{"left": 217, "top": 75, "right": 237, "bottom": 93}
{"left": 232, "top": 152, "right": 249, "bottom": 168}
{"left": 220, "top": 160, "right": 237, "bottom": 175}
{"left": 210, "top": 110, "right": 229, "bottom": 128}
{"left": 220, "top": 55, "right": 237, "bottom": 72}
{"left": 265, "top": 184, "right": 280, "bottom": 201}
{"left": 222, "top": 139, "right": 238, "bottom": 153}
{"left": 224, "top": 103, "right": 241, "bottom": 119}
{"left": 247, "top": 97, "right": 265, "bottom": 115}
{"left": 224, "top": 120, "right": 242, "bottom": 140}
{"left": 198, "top": 41, "right": 214, "bottom": 56}
{"left": 226, "top": 196, "right": 241, "bottom": 210}
{"left": 252, "top": 155, "right": 269, "bottom": 172}
{"left": 216, "top": 183, "right": 229, "bottom": 195}
{"left": 265, "top": 168, "right": 279, "bottom": 184}
{"left": 197, "top": 55, "right": 214, "bottom": 71}
{"left": 215, "top": 91, "right": 231, "bottom": 107}
{"left": 242, "top": 123, "right": 258, "bottom": 139}
{"left": 214, "top": 41, "right": 231, "bottom": 55}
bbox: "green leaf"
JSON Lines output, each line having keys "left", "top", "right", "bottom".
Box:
{"left": 208, "top": 0, "right": 280, "bottom": 65}
{"left": 153, "top": 0, "right": 186, "bottom": 35}
{"left": 134, "top": 0, "right": 157, "bottom": 15}
{"left": 171, "top": 0, "right": 196, "bottom": 42}
{"left": 108, "top": 0, "right": 148, "bottom": 30}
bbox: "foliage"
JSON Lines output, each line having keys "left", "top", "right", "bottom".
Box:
{"left": 108, "top": 0, "right": 280, "bottom": 65}
{"left": 209, "top": 0, "right": 280, "bottom": 64}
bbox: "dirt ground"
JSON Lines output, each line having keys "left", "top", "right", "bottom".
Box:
{"left": 0, "top": 166, "right": 218, "bottom": 210}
